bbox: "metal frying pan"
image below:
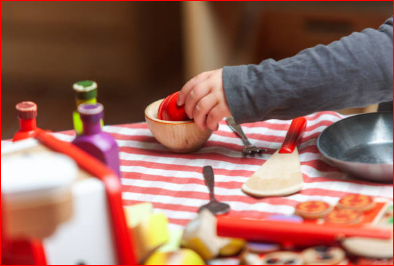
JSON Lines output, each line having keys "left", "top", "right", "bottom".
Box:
{"left": 317, "top": 112, "right": 393, "bottom": 183}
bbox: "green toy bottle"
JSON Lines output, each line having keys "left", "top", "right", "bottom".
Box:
{"left": 72, "top": 80, "right": 103, "bottom": 134}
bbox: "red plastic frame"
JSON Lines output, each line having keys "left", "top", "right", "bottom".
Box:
{"left": 217, "top": 216, "right": 391, "bottom": 247}
{"left": 34, "top": 129, "right": 137, "bottom": 265}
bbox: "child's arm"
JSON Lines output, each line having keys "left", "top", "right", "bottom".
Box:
{"left": 223, "top": 17, "right": 393, "bottom": 124}
{"left": 179, "top": 17, "right": 392, "bottom": 130}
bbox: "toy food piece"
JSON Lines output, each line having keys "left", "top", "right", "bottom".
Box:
{"left": 356, "top": 258, "right": 393, "bottom": 265}
{"left": 144, "top": 248, "right": 204, "bottom": 265}
{"left": 342, "top": 203, "right": 393, "bottom": 259}
{"left": 239, "top": 251, "right": 263, "bottom": 265}
{"left": 124, "top": 203, "right": 169, "bottom": 263}
{"left": 219, "top": 238, "right": 245, "bottom": 256}
{"left": 295, "top": 201, "right": 333, "bottom": 219}
{"left": 181, "top": 209, "right": 229, "bottom": 260}
{"left": 342, "top": 234, "right": 393, "bottom": 259}
{"left": 377, "top": 203, "right": 393, "bottom": 228}
{"left": 124, "top": 203, "right": 153, "bottom": 227}
{"left": 302, "top": 246, "right": 345, "bottom": 265}
{"left": 337, "top": 194, "right": 375, "bottom": 212}
{"left": 324, "top": 209, "right": 363, "bottom": 225}
{"left": 158, "top": 229, "right": 184, "bottom": 253}
{"left": 246, "top": 242, "right": 280, "bottom": 254}
{"left": 261, "top": 251, "right": 304, "bottom": 265}
{"left": 208, "top": 257, "right": 241, "bottom": 265}
{"left": 135, "top": 213, "right": 169, "bottom": 262}
{"left": 158, "top": 92, "right": 191, "bottom": 121}
{"left": 388, "top": 204, "right": 393, "bottom": 216}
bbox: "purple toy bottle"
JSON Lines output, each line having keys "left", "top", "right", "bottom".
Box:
{"left": 72, "top": 103, "right": 122, "bottom": 178}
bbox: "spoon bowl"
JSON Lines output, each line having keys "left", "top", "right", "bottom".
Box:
{"left": 199, "top": 200, "right": 230, "bottom": 215}
{"left": 199, "top": 166, "right": 231, "bottom": 215}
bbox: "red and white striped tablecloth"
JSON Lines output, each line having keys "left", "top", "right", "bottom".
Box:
{"left": 3, "top": 111, "right": 392, "bottom": 229}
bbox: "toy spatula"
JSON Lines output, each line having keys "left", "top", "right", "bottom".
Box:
{"left": 242, "top": 117, "right": 307, "bottom": 197}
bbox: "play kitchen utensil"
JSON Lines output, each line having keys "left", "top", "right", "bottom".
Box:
{"left": 318, "top": 112, "right": 393, "bottom": 183}
{"left": 242, "top": 117, "right": 307, "bottom": 197}
{"left": 226, "top": 117, "right": 267, "bottom": 155}
{"left": 199, "top": 166, "right": 230, "bottom": 215}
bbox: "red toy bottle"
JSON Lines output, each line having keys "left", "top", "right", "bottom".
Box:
{"left": 13, "top": 101, "right": 40, "bottom": 142}
{"left": 7, "top": 101, "right": 47, "bottom": 264}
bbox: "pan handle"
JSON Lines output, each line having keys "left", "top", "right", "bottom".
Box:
{"left": 279, "top": 117, "right": 307, "bottom": 154}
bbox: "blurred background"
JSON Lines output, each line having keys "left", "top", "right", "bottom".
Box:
{"left": 1, "top": 1, "right": 392, "bottom": 139}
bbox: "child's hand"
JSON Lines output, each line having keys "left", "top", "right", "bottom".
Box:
{"left": 177, "top": 68, "right": 231, "bottom": 131}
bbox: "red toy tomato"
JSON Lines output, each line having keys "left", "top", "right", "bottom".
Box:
{"left": 157, "top": 98, "right": 167, "bottom": 120}
{"left": 158, "top": 94, "right": 171, "bottom": 120}
{"left": 158, "top": 92, "right": 190, "bottom": 121}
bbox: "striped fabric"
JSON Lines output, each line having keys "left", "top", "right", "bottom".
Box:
{"left": 3, "top": 111, "right": 393, "bottom": 229}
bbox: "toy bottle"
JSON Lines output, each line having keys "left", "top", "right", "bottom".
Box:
{"left": 72, "top": 80, "right": 103, "bottom": 135}
{"left": 9, "top": 102, "right": 46, "bottom": 264}
{"left": 72, "top": 103, "right": 121, "bottom": 178}
{"left": 13, "top": 101, "right": 40, "bottom": 142}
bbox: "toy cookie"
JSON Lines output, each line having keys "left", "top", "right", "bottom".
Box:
{"left": 302, "top": 246, "right": 345, "bottom": 265}
{"left": 295, "top": 201, "right": 333, "bottom": 219}
{"left": 337, "top": 194, "right": 375, "bottom": 212}
{"left": 261, "top": 251, "right": 304, "bottom": 265}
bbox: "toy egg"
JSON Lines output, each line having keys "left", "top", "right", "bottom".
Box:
{"left": 145, "top": 99, "right": 212, "bottom": 153}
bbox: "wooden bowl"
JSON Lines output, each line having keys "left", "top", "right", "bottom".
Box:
{"left": 145, "top": 99, "right": 212, "bottom": 153}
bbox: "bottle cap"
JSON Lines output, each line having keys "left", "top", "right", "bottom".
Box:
{"left": 73, "top": 80, "right": 98, "bottom": 100}
{"left": 16, "top": 101, "right": 37, "bottom": 119}
{"left": 78, "top": 103, "right": 104, "bottom": 122}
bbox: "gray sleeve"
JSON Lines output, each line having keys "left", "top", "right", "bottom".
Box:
{"left": 223, "top": 17, "right": 393, "bottom": 124}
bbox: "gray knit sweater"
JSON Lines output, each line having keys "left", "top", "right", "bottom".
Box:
{"left": 223, "top": 17, "right": 393, "bottom": 124}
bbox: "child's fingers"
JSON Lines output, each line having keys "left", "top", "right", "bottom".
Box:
{"left": 193, "top": 94, "right": 218, "bottom": 131}
{"left": 178, "top": 71, "right": 211, "bottom": 106}
{"left": 184, "top": 81, "right": 211, "bottom": 119}
{"left": 206, "top": 104, "right": 225, "bottom": 131}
